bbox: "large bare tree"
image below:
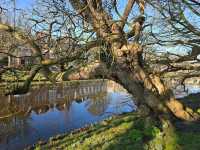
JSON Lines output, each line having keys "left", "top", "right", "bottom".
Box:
{"left": 0, "top": 0, "right": 200, "bottom": 148}
{"left": 59, "top": 0, "right": 198, "bottom": 121}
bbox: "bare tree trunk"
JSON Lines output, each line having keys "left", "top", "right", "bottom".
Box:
{"left": 108, "top": 49, "right": 196, "bottom": 149}
{"left": 61, "top": 50, "right": 199, "bottom": 122}
{"left": 110, "top": 45, "right": 199, "bottom": 121}
{"left": 5, "top": 65, "right": 42, "bottom": 95}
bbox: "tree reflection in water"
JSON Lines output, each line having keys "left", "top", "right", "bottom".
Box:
{"left": 0, "top": 80, "right": 135, "bottom": 150}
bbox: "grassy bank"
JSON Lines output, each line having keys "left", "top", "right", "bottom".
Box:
{"left": 177, "top": 132, "right": 200, "bottom": 150}
{"left": 30, "top": 113, "right": 152, "bottom": 150}
{"left": 0, "top": 78, "right": 107, "bottom": 94}
{"left": 28, "top": 112, "right": 200, "bottom": 150}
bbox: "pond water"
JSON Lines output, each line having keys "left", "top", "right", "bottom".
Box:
{"left": 174, "top": 84, "right": 200, "bottom": 98}
{"left": 0, "top": 80, "right": 136, "bottom": 150}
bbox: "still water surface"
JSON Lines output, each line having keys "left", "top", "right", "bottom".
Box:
{"left": 174, "top": 84, "right": 200, "bottom": 98}
{"left": 0, "top": 80, "right": 135, "bottom": 150}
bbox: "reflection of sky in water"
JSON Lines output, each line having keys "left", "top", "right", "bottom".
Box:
{"left": 0, "top": 84, "right": 135, "bottom": 150}
{"left": 174, "top": 85, "right": 200, "bottom": 98}
{"left": 105, "top": 92, "right": 136, "bottom": 114}
{"left": 2, "top": 82, "right": 199, "bottom": 149}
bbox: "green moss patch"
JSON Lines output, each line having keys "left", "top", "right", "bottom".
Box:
{"left": 31, "top": 113, "right": 162, "bottom": 150}
{"left": 30, "top": 112, "right": 200, "bottom": 150}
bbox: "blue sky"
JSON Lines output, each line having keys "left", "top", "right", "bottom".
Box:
{"left": 16, "top": 0, "right": 35, "bottom": 9}
{"left": 0, "top": 0, "right": 35, "bottom": 10}
{"left": 7, "top": 0, "right": 199, "bottom": 54}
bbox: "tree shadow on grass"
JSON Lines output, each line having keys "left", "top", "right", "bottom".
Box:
{"left": 178, "top": 92, "right": 200, "bottom": 110}
{"left": 174, "top": 119, "right": 200, "bottom": 150}
{"left": 36, "top": 113, "right": 163, "bottom": 150}
{"left": 32, "top": 111, "right": 200, "bottom": 150}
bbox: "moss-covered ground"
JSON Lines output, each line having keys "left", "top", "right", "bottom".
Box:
{"left": 1, "top": 71, "right": 199, "bottom": 150}
{"left": 32, "top": 113, "right": 145, "bottom": 150}
{"left": 29, "top": 112, "right": 200, "bottom": 150}
{"left": 177, "top": 132, "right": 200, "bottom": 150}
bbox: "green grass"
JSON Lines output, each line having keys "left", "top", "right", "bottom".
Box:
{"left": 32, "top": 113, "right": 162, "bottom": 150}
{"left": 1, "top": 71, "right": 199, "bottom": 150}
{"left": 0, "top": 73, "right": 107, "bottom": 94}
{"left": 1, "top": 70, "right": 47, "bottom": 81}
{"left": 33, "top": 113, "right": 144, "bottom": 150}
{"left": 31, "top": 112, "right": 200, "bottom": 150}
{"left": 177, "top": 132, "right": 200, "bottom": 150}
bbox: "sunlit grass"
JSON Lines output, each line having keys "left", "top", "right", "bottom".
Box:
{"left": 34, "top": 113, "right": 141, "bottom": 150}
{"left": 33, "top": 113, "right": 161, "bottom": 150}
{"left": 32, "top": 112, "right": 200, "bottom": 150}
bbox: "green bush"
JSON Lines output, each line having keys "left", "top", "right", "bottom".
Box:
{"left": 0, "top": 57, "right": 8, "bottom": 65}
{"left": 144, "top": 126, "right": 160, "bottom": 138}
{"left": 130, "top": 129, "right": 143, "bottom": 142}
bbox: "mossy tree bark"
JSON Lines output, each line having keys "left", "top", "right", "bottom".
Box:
{"left": 68, "top": 1, "right": 199, "bottom": 148}
{"left": 72, "top": 0, "right": 199, "bottom": 121}
{"left": 2, "top": 1, "right": 199, "bottom": 148}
